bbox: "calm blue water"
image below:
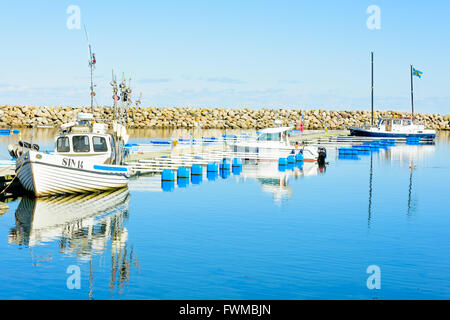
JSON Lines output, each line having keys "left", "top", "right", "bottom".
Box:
{"left": 0, "top": 130, "right": 449, "bottom": 299}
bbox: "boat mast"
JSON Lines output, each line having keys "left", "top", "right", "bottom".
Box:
{"left": 410, "top": 65, "right": 414, "bottom": 120}
{"left": 371, "top": 52, "right": 374, "bottom": 125}
{"left": 84, "top": 25, "right": 96, "bottom": 113}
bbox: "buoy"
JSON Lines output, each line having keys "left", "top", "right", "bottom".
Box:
{"left": 232, "top": 158, "right": 242, "bottom": 167}
{"left": 220, "top": 159, "right": 231, "bottom": 170}
{"left": 161, "top": 169, "right": 175, "bottom": 181}
{"left": 207, "top": 171, "right": 218, "bottom": 181}
{"left": 278, "top": 158, "right": 287, "bottom": 166}
{"left": 338, "top": 148, "right": 358, "bottom": 155}
{"left": 177, "top": 178, "right": 189, "bottom": 188}
{"left": 220, "top": 169, "right": 230, "bottom": 179}
{"left": 207, "top": 162, "right": 219, "bottom": 172}
{"left": 232, "top": 166, "right": 242, "bottom": 175}
{"left": 287, "top": 155, "right": 295, "bottom": 164}
{"left": 295, "top": 153, "right": 304, "bottom": 162}
{"left": 191, "top": 175, "right": 202, "bottom": 185}
{"left": 161, "top": 180, "right": 175, "bottom": 192}
{"left": 177, "top": 167, "right": 190, "bottom": 179}
{"left": 191, "top": 164, "right": 203, "bottom": 176}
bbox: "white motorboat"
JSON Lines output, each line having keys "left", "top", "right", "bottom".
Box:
{"left": 229, "top": 126, "right": 327, "bottom": 163}
{"left": 14, "top": 113, "right": 131, "bottom": 197}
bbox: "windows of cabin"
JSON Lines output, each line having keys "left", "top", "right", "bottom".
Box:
{"left": 56, "top": 137, "right": 70, "bottom": 152}
{"left": 402, "top": 119, "right": 412, "bottom": 126}
{"left": 257, "top": 132, "right": 281, "bottom": 141}
{"left": 93, "top": 136, "right": 108, "bottom": 152}
{"left": 393, "top": 119, "right": 402, "bottom": 125}
{"left": 72, "top": 135, "right": 90, "bottom": 152}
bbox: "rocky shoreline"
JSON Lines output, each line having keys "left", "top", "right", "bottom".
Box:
{"left": 1, "top": 105, "right": 449, "bottom": 130}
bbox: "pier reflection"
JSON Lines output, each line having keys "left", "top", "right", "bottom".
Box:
{"left": 8, "top": 188, "right": 138, "bottom": 297}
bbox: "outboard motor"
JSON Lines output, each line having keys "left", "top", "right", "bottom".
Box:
{"left": 317, "top": 146, "right": 327, "bottom": 166}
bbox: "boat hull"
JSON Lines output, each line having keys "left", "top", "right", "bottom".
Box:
{"left": 16, "top": 151, "right": 130, "bottom": 197}
{"left": 349, "top": 127, "right": 436, "bottom": 139}
{"left": 229, "top": 144, "right": 319, "bottom": 161}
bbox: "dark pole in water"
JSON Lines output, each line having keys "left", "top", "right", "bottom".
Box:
{"left": 371, "top": 52, "right": 374, "bottom": 125}
{"left": 410, "top": 65, "right": 414, "bottom": 120}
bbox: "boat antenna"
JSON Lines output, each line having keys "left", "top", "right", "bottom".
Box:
{"left": 84, "top": 25, "right": 96, "bottom": 113}
{"left": 136, "top": 91, "right": 142, "bottom": 108}
{"left": 110, "top": 69, "right": 119, "bottom": 120}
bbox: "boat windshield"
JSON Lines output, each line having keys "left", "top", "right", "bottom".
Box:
{"left": 257, "top": 132, "right": 281, "bottom": 141}
{"left": 56, "top": 137, "right": 70, "bottom": 152}
{"left": 93, "top": 136, "right": 108, "bottom": 152}
{"left": 402, "top": 119, "right": 412, "bottom": 126}
{"left": 72, "top": 135, "right": 90, "bottom": 152}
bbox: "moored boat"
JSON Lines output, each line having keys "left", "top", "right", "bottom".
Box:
{"left": 350, "top": 117, "right": 436, "bottom": 139}
{"left": 229, "top": 126, "right": 327, "bottom": 163}
{"left": 14, "top": 113, "right": 131, "bottom": 197}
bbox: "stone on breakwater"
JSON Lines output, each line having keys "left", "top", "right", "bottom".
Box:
{"left": 0, "top": 105, "right": 449, "bottom": 131}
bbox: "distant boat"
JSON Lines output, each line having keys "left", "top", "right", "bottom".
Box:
{"left": 350, "top": 52, "right": 436, "bottom": 139}
{"left": 350, "top": 117, "right": 436, "bottom": 139}
{"left": 229, "top": 126, "right": 327, "bottom": 163}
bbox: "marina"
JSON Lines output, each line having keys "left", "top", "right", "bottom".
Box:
{"left": 1, "top": 0, "right": 450, "bottom": 304}
{"left": 0, "top": 128, "right": 449, "bottom": 299}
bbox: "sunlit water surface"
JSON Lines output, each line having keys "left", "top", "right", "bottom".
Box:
{"left": 0, "top": 129, "right": 449, "bottom": 299}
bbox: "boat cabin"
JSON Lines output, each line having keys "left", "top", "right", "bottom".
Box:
{"left": 55, "top": 113, "right": 115, "bottom": 164}
{"left": 256, "top": 127, "right": 292, "bottom": 146}
{"left": 376, "top": 117, "right": 425, "bottom": 133}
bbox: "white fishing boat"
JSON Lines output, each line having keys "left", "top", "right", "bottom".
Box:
{"left": 229, "top": 126, "right": 327, "bottom": 163}
{"left": 14, "top": 113, "right": 131, "bottom": 197}
{"left": 350, "top": 117, "right": 436, "bottom": 139}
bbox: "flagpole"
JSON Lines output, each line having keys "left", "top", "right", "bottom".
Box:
{"left": 410, "top": 65, "right": 414, "bottom": 120}
{"left": 371, "top": 52, "right": 374, "bottom": 125}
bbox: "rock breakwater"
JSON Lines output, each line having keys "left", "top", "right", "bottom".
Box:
{"left": 1, "top": 105, "right": 449, "bottom": 130}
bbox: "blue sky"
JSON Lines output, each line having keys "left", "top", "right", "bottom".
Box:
{"left": 0, "top": 0, "right": 449, "bottom": 114}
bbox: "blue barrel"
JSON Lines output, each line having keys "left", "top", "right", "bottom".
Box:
{"left": 232, "top": 158, "right": 242, "bottom": 167}
{"left": 207, "top": 162, "right": 219, "bottom": 172}
{"left": 177, "top": 178, "right": 189, "bottom": 188}
{"left": 232, "top": 166, "right": 242, "bottom": 175}
{"left": 207, "top": 171, "right": 218, "bottom": 181}
{"left": 161, "top": 180, "right": 175, "bottom": 192}
{"left": 161, "top": 169, "right": 175, "bottom": 181}
{"left": 296, "top": 153, "right": 304, "bottom": 162}
{"left": 287, "top": 155, "right": 295, "bottom": 164}
{"left": 220, "top": 169, "right": 230, "bottom": 179}
{"left": 339, "top": 148, "right": 358, "bottom": 155}
{"left": 191, "top": 174, "right": 202, "bottom": 185}
{"left": 296, "top": 162, "right": 304, "bottom": 170}
{"left": 220, "top": 159, "right": 231, "bottom": 170}
{"left": 12, "top": 130, "right": 20, "bottom": 134}
{"left": 278, "top": 165, "right": 286, "bottom": 172}
{"left": 177, "top": 167, "right": 190, "bottom": 179}
{"left": 278, "top": 158, "right": 288, "bottom": 166}
{"left": 191, "top": 164, "right": 203, "bottom": 176}
{"left": 287, "top": 162, "right": 295, "bottom": 170}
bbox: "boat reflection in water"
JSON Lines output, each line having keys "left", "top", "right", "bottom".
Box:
{"left": 237, "top": 161, "right": 326, "bottom": 203}
{"left": 8, "top": 188, "right": 137, "bottom": 297}
{"left": 381, "top": 143, "right": 436, "bottom": 166}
